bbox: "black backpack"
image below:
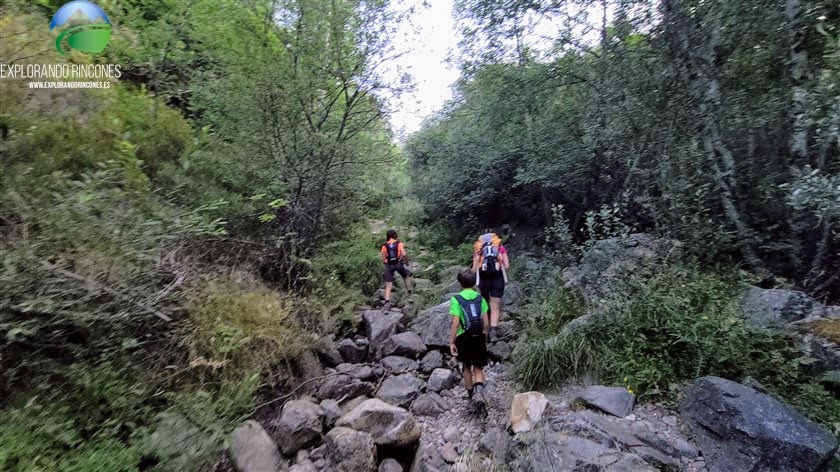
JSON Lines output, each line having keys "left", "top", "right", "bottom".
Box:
{"left": 384, "top": 241, "right": 400, "bottom": 264}
{"left": 454, "top": 295, "right": 484, "bottom": 335}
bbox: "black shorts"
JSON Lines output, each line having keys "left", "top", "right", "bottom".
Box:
{"left": 478, "top": 272, "right": 505, "bottom": 299}
{"left": 383, "top": 262, "right": 411, "bottom": 283}
{"left": 455, "top": 332, "right": 488, "bottom": 368}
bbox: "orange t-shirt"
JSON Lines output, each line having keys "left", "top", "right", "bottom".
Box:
{"left": 381, "top": 239, "right": 406, "bottom": 263}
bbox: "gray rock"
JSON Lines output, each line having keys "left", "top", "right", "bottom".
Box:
{"left": 308, "top": 445, "right": 326, "bottom": 461}
{"left": 316, "top": 374, "right": 375, "bottom": 401}
{"left": 502, "top": 282, "right": 523, "bottom": 310}
{"left": 680, "top": 376, "right": 839, "bottom": 472}
{"left": 427, "top": 368, "right": 458, "bottom": 392}
{"left": 413, "top": 278, "right": 434, "bottom": 290}
{"left": 337, "top": 338, "right": 368, "bottom": 364}
{"left": 419, "top": 350, "right": 444, "bottom": 374}
{"left": 410, "top": 433, "right": 447, "bottom": 472}
{"left": 563, "top": 234, "right": 683, "bottom": 302}
{"left": 364, "top": 310, "right": 405, "bottom": 358}
{"left": 230, "top": 420, "right": 287, "bottom": 472}
{"left": 511, "top": 430, "right": 624, "bottom": 471}
{"left": 323, "top": 427, "right": 377, "bottom": 472}
{"left": 339, "top": 395, "right": 370, "bottom": 417}
{"left": 381, "top": 331, "right": 427, "bottom": 359}
{"left": 439, "top": 442, "right": 459, "bottom": 463}
{"left": 630, "top": 446, "right": 681, "bottom": 468}
{"left": 381, "top": 356, "right": 417, "bottom": 374}
{"left": 742, "top": 287, "right": 825, "bottom": 327}
{"left": 487, "top": 341, "right": 511, "bottom": 361}
{"left": 336, "top": 398, "right": 421, "bottom": 448}
{"left": 315, "top": 345, "right": 344, "bottom": 368}
{"left": 442, "top": 425, "right": 460, "bottom": 443}
{"left": 605, "top": 453, "right": 657, "bottom": 472}
{"left": 378, "top": 458, "right": 403, "bottom": 472}
{"left": 479, "top": 428, "right": 510, "bottom": 455}
{"left": 376, "top": 373, "right": 425, "bottom": 407}
{"left": 440, "top": 292, "right": 459, "bottom": 304}
{"left": 143, "top": 412, "right": 218, "bottom": 471}
{"left": 576, "top": 386, "right": 635, "bottom": 418}
{"left": 410, "top": 392, "right": 448, "bottom": 416}
{"left": 276, "top": 400, "right": 324, "bottom": 456}
{"left": 293, "top": 350, "right": 324, "bottom": 382}
{"left": 408, "top": 302, "right": 452, "bottom": 348}
{"left": 443, "top": 279, "right": 462, "bottom": 294}
{"left": 320, "top": 399, "right": 341, "bottom": 427}
{"left": 336, "top": 363, "right": 376, "bottom": 381}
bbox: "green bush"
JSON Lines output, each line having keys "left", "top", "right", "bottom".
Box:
{"left": 513, "top": 263, "right": 840, "bottom": 428}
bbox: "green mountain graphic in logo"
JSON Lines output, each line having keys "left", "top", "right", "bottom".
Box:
{"left": 50, "top": 1, "right": 111, "bottom": 56}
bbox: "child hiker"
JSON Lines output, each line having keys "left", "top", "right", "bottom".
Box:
{"left": 448, "top": 269, "right": 490, "bottom": 409}
{"left": 380, "top": 229, "right": 412, "bottom": 312}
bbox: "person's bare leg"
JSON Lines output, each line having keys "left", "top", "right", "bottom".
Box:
{"left": 404, "top": 275, "right": 412, "bottom": 293}
{"left": 489, "top": 297, "right": 502, "bottom": 327}
{"left": 463, "top": 366, "right": 474, "bottom": 390}
{"left": 473, "top": 367, "right": 486, "bottom": 385}
{"left": 384, "top": 281, "right": 393, "bottom": 302}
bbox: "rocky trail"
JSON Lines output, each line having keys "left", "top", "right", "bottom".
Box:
{"left": 225, "top": 234, "right": 839, "bottom": 472}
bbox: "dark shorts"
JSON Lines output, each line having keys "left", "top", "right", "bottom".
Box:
{"left": 455, "top": 332, "right": 488, "bottom": 368}
{"left": 383, "top": 262, "right": 411, "bottom": 283}
{"left": 478, "top": 272, "right": 505, "bottom": 299}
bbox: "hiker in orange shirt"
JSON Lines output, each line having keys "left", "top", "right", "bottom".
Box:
{"left": 380, "top": 229, "right": 412, "bottom": 311}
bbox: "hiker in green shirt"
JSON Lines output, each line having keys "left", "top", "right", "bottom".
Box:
{"left": 448, "top": 269, "right": 490, "bottom": 408}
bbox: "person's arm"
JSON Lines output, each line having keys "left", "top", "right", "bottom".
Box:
{"left": 500, "top": 246, "right": 510, "bottom": 269}
{"left": 399, "top": 242, "right": 408, "bottom": 263}
{"left": 472, "top": 252, "right": 481, "bottom": 272}
{"left": 481, "top": 299, "right": 490, "bottom": 334}
{"left": 380, "top": 245, "right": 387, "bottom": 264}
{"left": 449, "top": 315, "right": 460, "bottom": 356}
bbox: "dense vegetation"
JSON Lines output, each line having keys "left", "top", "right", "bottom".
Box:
{"left": 406, "top": 0, "right": 840, "bottom": 433}
{"left": 1, "top": 0, "right": 403, "bottom": 469}
{"left": 409, "top": 0, "right": 840, "bottom": 300}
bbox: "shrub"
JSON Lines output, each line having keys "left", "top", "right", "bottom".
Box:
{"left": 185, "top": 280, "right": 308, "bottom": 373}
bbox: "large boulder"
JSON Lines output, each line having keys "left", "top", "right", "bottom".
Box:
{"left": 487, "top": 341, "right": 511, "bottom": 361}
{"left": 336, "top": 363, "right": 376, "bottom": 381}
{"left": 275, "top": 400, "right": 324, "bottom": 456}
{"left": 316, "top": 374, "right": 375, "bottom": 401}
{"left": 336, "top": 398, "right": 421, "bottom": 448}
{"left": 410, "top": 433, "right": 447, "bottom": 472}
{"left": 550, "top": 410, "right": 694, "bottom": 467}
{"left": 680, "top": 376, "right": 838, "bottom": 472}
{"left": 419, "top": 350, "right": 444, "bottom": 374}
{"left": 322, "top": 427, "right": 377, "bottom": 472}
{"left": 410, "top": 392, "right": 448, "bottom": 416}
{"left": 377, "top": 373, "right": 425, "bottom": 407}
{"left": 315, "top": 345, "right": 344, "bottom": 368}
{"left": 364, "top": 310, "right": 405, "bottom": 358}
{"left": 741, "top": 287, "right": 825, "bottom": 328}
{"left": 563, "top": 234, "right": 682, "bottom": 302}
{"left": 230, "top": 420, "right": 287, "bottom": 472}
{"left": 427, "top": 368, "right": 459, "bottom": 392}
{"left": 409, "top": 302, "right": 452, "bottom": 349}
{"left": 510, "top": 392, "right": 548, "bottom": 433}
{"left": 575, "top": 386, "right": 635, "bottom": 418}
{"left": 337, "top": 338, "right": 368, "bottom": 364}
{"left": 381, "top": 331, "right": 427, "bottom": 359}
{"left": 509, "top": 428, "right": 647, "bottom": 472}
{"left": 381, "top": 355, "right": 418, "bottom": 374}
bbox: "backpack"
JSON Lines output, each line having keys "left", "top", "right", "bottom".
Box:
{"left": 476, "top": 233, "right": 501, "bottom": 274}
{"left": 384, "top": 240, "right": 401, "bottom": 264}
{"left": 454, "top": 294, "right": 484, "bottom": 335}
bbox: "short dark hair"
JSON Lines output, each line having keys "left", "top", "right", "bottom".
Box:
{"left": 387, "top": 229, "right": 397, "bottom": 240}
{"left": 457, "top": 269, "right": 476, "bottom": 288}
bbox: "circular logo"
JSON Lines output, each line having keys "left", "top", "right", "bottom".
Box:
{"left": 50, "top": 1, "right": 111, "bottom": 56}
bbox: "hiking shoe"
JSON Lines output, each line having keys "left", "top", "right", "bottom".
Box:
{"left": 382, "top": 301, "right": 391, "bottom": 312}
{"left": 488, "top": 327, "right": 499, "bottom": 343}
{"left": 474, "top": 383, "right": 487, "bottom": 408}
